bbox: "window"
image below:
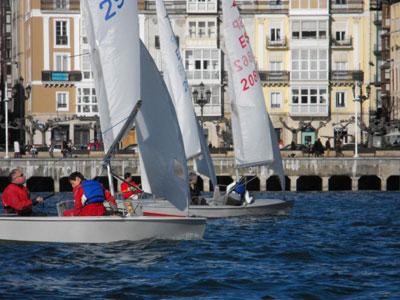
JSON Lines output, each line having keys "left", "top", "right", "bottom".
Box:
{"left": 54, "top": 53, "right": 69, "bottom": 71}
{"left": 187, "top": 19, "right": 217, "bottom": 39}
{"left": 292, "top": 20, "right": 327, "bottom": 39}
{"left": 336, "top": 31, "right": 346, "bottom": 41}
{"left": 187, "top": 0, "right": 217, "bottom": 13}
{"left": 271, "top": 92, "right": 281, "bottom": 109}
{"left": 335, "top": 0, "right": 346, "bottom": 4}
{"left": 185, "top": 48, "right": 220, "bottom": 81}
{"left": 291, "top": 49, "right": 328, "bottom": 80}
{"left": 55, "top": 0, "right": 69, "bottom": 9}
{"left": 270, "top": 61, "right": 283, "bottom": 71}
{"left": 155, "top": 36, "right": 160, "bottom": 49}
{"left": 55, "top": 20, "right": 68, "bottom": 46}
{"left": 56, "top": 92, "right": 69, "bottom": 111}
{"left": 335, "top": 61, "right": 347, "bottom": 71}
{"left": 270, "top": 28, "right": 281, "bottom": 41}
{"left": 291, "top": 88, "right": 327, "bottom": 105}
{"left": 336, "top": 92, "right": 346, "bottom": 107}
{"left": 77, "top": 88, "right": 98, "bottom": 115}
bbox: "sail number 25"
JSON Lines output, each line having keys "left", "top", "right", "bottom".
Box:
{"left": 99, "top": 0, "right": 124, "bottom": 21}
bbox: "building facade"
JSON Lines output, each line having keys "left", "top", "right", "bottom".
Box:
{"left": 390, "top": 0, "right": 400, "bottom": 121}
{"left": 9, "top": 0, "right": 385, "bottom": 150}
{"left": 11, "top": 0, "right": 100, "bottom": 148}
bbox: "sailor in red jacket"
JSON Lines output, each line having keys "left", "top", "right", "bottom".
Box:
{"left": 1, "top": 168, "right": 44, "bottom": 215}
{"left": 63, "top": 172, "right": 118, "bottom": 217}
{"left": 120, "top": 172, "right": 142, "bottom": 215}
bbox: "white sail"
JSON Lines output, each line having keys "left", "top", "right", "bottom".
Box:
{"left": 155, "top": 0, "right": 201, "bottom": 159}
{"left": 82, "top": 0, "right": 140, "bottom": 152}
{"left": 194, "top": 122, "right": 217, "bottom": 186}
{"left": 156, "top": 0, "right": 217, "bottom": 186}
{"left": 222, "top": 0, "right": 285, "bottom": 189}
{"left": 136, "top": 42, "right": 190, "bottom": 212}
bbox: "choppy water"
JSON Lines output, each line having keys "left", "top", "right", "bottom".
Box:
{"left": 0, "top": 192, "right": 399, "bottom": 299}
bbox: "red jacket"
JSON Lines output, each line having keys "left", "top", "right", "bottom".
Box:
{"left": 63, "top": 183, "right": 117, "bottom": 217}
{"left": 121, "top": 181, "right": 141, "bottom": 200}
{"left": 1, "top": 184, "right": 33, "bottom": 215}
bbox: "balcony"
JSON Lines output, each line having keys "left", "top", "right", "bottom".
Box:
{"left": 330, "top": 0, "right": 364, "bottom": 14}
{"left": 237, "top": 0, "right": 289, "bottom": 14}
{"left": 187, "top": 0, "right": 217, "bottom": 13}
{"left": 141, "top": 1, "right": 186, "bottom": 13}
{"left": 41, "top": 0, "right": 80, "bottom": 11}
{"left": 331, "top": 38, "right": 353, "bottom": 49}
{"left": 266, "top": 37, "right": 288, "bottom": 49}
{"left": 289, "top": 104, "right": 329, "bottom": 117}
{"left": 259, "top": 71, "right": 289, "bottom": 85}
{"left": 374, "top": 44, "right": 382, "bottom": 56}
{"left": 42, "top": 71, "right": 82, "bottom": 83}
{"left": 331, "top": 70, "right": 364, "bottom": 83}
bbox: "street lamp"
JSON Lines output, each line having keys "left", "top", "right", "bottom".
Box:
{"left": 192, "top": 82, "right": 211, "bottom": 128}
{"left": 352, "top": 82, "right": 371, "bottom": 158}
{"left": 3, "top": 84, "right": 10, "bottom": 159}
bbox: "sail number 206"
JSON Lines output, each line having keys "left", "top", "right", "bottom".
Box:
{"left": 241, "top": 71, "right": 258, "bottom": 92}
{"left": 99, "top": 0, "right": 125, "bottom": 21}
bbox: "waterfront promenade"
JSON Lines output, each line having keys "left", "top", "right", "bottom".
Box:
{"left": 0, "top": 153, "right": 399, "bottom": 192}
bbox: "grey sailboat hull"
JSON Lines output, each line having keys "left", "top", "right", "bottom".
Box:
{"left": 126, "top": 199, "right": 294, "bottom": 218}
{"left": 0, "top": 216, "right": 206, "bottom": 243}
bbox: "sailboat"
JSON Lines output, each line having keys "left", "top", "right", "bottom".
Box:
{"left": 0, "top": 0, "right": 206, "bottom": 243}
{"left": 123, "top": 0, "right": 292, "bottom": 218}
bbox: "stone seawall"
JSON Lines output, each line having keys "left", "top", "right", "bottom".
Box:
{"left": 0, "top": 157, "right": 399, "bottom": 192}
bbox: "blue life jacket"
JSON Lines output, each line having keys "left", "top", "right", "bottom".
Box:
{"left": 81, "top": 180, "right": 105, "bottom": 205}
{"left": 233, "top": 182, "right": 246, "bottom": 195}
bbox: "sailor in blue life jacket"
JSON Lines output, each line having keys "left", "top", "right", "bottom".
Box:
{"left": 63, "top": 172, "right": 117, "bottom": 216}
{"left": 225, "top": 177, "right": 254, "bottom": 206}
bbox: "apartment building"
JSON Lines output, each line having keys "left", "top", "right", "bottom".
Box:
{"left": 10, "top": 0, "right": 101, "bottom": 147}
{"left": 0, "top": 0, "right": 12, "bottom": 143}
{"left": 390, "top": 0, "right": 400, "bottom": 121}
{"left": 254, "top": 0, "right": 378, "bottom": 146}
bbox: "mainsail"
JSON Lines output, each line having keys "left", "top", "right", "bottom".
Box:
{"left": 155, "top": 0, "right": 217, "bottom": 186}
{"left": 137, "top": 42, "right": 190, "bottom": 211}
{"left": 82, "top": 0, "right": 140, "bottom": 152}
{"left": 82, "top": 1, "right": 190, "bottom": 211}
{"left": 222, "top": 0, "right": 285, "bottom": 189}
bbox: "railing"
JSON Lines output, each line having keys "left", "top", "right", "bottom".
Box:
{"left": 330, "top": 0, "right": 364, "bottom": 14}
{"left": 41, "top": 0, "right": 80, "bottom": 11}
{"left": 142, "top": 1, "right": 189, "bottom": 14}
{"left": 259, "top": 71, "right": 290, "bottom": 82}
{"left": 42, "top": 71, "right": 82, "bottom": 82}
{"left": 266, "top": 37, "right": 287, "bottom": 48}
{"left": 331, "top": 70, "right": 363, "bottom": 82}
{"left": 140, "top": 0, "right": 289, "bottom": 14}
{"left": 331, "top": 38, "right": 353, "bottom": 48}
{"left": 290, "top": 104, "right": 329, "bottom": 117}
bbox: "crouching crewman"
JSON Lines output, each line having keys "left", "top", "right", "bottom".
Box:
{"left": 63, "top": 172, "right": 118, "bottom": 216}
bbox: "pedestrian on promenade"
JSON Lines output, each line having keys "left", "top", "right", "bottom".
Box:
{"left": 325, "top": 139, "right": 331, "bottom": 157}
{"left": 14, "top": 141, "right": 21, "bottom": 158}
{"left": 1, "top": 168, "right": 44, "bottom": 215}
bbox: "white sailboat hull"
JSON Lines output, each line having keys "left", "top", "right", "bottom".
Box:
{"left": 125, "top": 199, "right": 294, "bottom": 218}
{"left": 0, "top": 216, "right": 206, "bottom": 243}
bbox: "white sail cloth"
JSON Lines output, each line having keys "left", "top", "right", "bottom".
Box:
{"left": 137, "top": 42, "right": 190, "bottom": 211}
{"left": 155, "top": 0, "right": 201, "bottom": 160}
{"left": 82, "top": 1, "right": 190, "bottom": 211}
{"left": 155, "top": 0, "right": 217, "bottom": 186}
{"left": 82, "top": 0, "right": 140, "bottom": 153}
{"left": 222, "top": 0, "right": 285, "bottom": 190}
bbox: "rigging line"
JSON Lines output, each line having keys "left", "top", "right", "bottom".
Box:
{"left": 67, "top": 52, "right": 90, "bottom": 58}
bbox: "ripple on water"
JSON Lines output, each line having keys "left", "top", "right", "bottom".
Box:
{"left": 0, "top": 192, "right": 399, "bottom": 299}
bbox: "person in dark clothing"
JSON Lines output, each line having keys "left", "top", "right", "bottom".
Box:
{"left": 290, "top": 140, "right": 296, "bottom": 150}
{"left": 189, "top": 172, "right": 207, "bottom": 205}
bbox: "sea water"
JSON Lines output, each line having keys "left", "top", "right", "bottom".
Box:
{"left": 0, "top": 192, "right": 399, "bottom": 299}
